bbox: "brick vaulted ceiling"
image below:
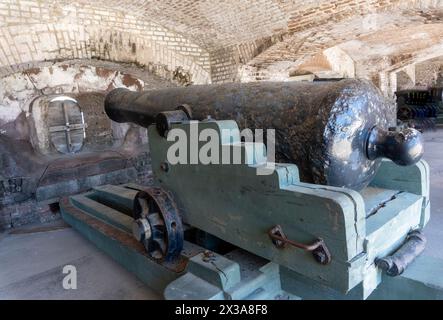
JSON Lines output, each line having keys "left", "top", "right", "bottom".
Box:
{"left": 68, "top": 0, "right": 295, "bottom": 49}
{"left": 0, "top": 0, "right": 442, "bottom": 86}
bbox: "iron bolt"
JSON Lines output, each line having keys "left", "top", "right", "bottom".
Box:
{"left": 160, "top": 162, "right": 169, "bottom": 172}
{"left": 313, "top": 249, "right": 327, "bottom": 264}
{"left": 202, "top": 250, "right": 216, "bottom": 263}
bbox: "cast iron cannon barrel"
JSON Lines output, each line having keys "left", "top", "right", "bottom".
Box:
{"left": 105, "top": 79, "right": 424, "bottom": 190}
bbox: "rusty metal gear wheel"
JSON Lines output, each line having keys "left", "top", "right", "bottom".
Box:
{"left": 132, "top": 187, "right": 183, "bottom": 261}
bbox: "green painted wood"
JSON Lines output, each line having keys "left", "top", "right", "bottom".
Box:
{"left": 148, "top": 120, "right": 429, "bottom": 295}
{"left": 370, "top": 159, "right": 430, "bottom": 228}
{"left": 360, "top": 187, "right": 401, "bottom": 217}
{"left": 164, "top": 273, "right": 226, "bottom": 300}
{"left": 187, "top": 252, "right": 241, "bottom": 291}
{"left": 336, "top": 190, "right": 423, "bottom": 298}
{"left": 280, "top": 266, "right": 369, "bottom": 300}
{"left": 370, "top": 159, "right": 429, "bottom": 196}
{"left": 365, "top": 193, "right": 422, "bottom": 238}
{"left": 60, "top": 119, "right": 430, "bottom": 299}
{"left": 359, "top": 192, "right": 423, "bottom": 297}
{"left": 62, "top": 182, "right": 436, "bottom": 300}
{"left": 282, "top": 253, "right": 443, "bottom": 300}
{"left": 60, "top": 200, "right": 184, "bottom": 295}
{"left": 70, "top": 193, "right": 134, "bottom": 234}
{"left": 166, "top": 255, "right": 297, "bottom": 300}
{"left": 226, "top": 263, "right": 285, "bottom": 300}
{"left": 91, "top": 184, "right": 139, "bottom": 216}
{"left": 149, "top": 121, "right": 367, "bottom": 293}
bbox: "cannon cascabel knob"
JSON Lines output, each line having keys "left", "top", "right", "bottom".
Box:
{"left": 366, "top": 126, "right": 424, "bottom": 166}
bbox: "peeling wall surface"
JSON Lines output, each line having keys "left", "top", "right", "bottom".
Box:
{"left": 0, "top": 62, "right": 146, "bottom": 126}
{"left": 0, "top": 59, "right": 176, "bottom": 230}
{"left": 0, "top": 60, "right": 178, "bottom": 153}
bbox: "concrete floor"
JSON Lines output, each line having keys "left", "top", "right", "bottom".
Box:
{"left": 421, "top": 129, "right": 443, "bottom": 260}
{"left": 0, "top": 129, "right": 442, "bottom": 299}
{"left": 0, "top": 220, "right": 161, "bottom": 299}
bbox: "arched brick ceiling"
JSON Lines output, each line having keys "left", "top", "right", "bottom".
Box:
{"left": 339, "top": 23, "right": 443, "bottom": 77}
{"left": 66, "top": 0, "right": 443, "bottom": 55}
{"left": 0, "top": 1, "right": 212, "bottom": 83}
{"left": 239, "top": 1, "right": 443, "bottom": 82}
{"left": 0, "top": 0, "right": 442, "bottom": 85}
{"left": 81, "top": 0, "right": 443, "bottom": 85}
{"left": 64, "top": 0, "right": 296, "bottom": 50}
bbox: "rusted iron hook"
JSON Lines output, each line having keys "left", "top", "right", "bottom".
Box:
{"left": 268, "top": 225, "right": 332, "bottom": 265}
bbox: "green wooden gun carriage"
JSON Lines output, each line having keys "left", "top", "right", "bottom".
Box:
{"left": 60, "top": 81, "right": 443, "bottom": 299}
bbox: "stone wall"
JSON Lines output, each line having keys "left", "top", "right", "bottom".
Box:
{"left": 211, "top": 35, "right": 285, "bottom": 83}
{"left": 396, "top": 70, "right": 416, "bottom": 90}
{"left": 0, "top": 199, "right": 60, "bottom": 229}
{"left": 416, "top": 56, "right": 443, "bottom": 87}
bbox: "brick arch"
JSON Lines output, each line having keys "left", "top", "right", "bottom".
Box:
{"left": 0, "top": 24, "right": 211, "bottom": 85}
{"left": 1, "top": 0, "right": 442, "bottom": 86}
{"left": 0, "top": 2, "right": 211, "bottom": 84}
{"left": 396, "top": 70, "right": 415, "bottom": 91}
{"left": 236, "top": 0, "right": 443, "bottom": 84}
{"left": 415, "top": 55, "right": 443, "bottom": 87}
{"left": 381, "top": 48, "right": 443, "bottom": 96}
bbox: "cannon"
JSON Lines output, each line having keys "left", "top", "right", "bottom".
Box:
{"left": 105, "top": 80, "right": 423, "bottom": 190}
{"left": 59, "top": 80, "right": 439, "bottom": 300}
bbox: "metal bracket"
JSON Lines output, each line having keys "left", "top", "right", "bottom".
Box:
{"left": 155, "top": 105, "right": 192, "bottom": 138}
{"left": 268, "top": 225, "right": 331, "bottom": 265}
